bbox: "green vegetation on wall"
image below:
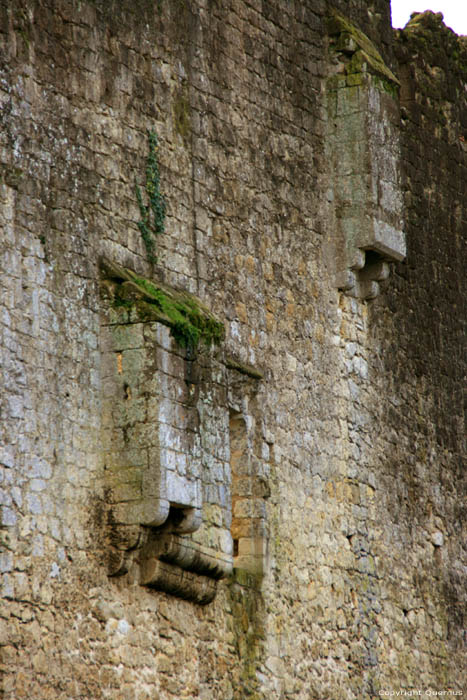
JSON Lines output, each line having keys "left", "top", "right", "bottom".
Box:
{"left": 327, "top": 11, "right": 400, "bottom": 94}
{"left": 101, "top": 259, "right": 224, "bottom": 350}
{"left": 135, "top": 130, "right": 166, "bottom": 264}
{"left": 131, "top": 275, "right": 224, "bottom": 349}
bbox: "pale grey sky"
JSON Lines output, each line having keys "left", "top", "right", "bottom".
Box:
{"left": 391, "top": 0, "right": 467, "bottom": 34}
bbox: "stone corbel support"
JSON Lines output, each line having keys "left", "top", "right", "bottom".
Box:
{"left": 140, "top": 531, "right": 233, "bottom": 604}
{"left": 140, "top": 560, "right": 218, "bottom": 605}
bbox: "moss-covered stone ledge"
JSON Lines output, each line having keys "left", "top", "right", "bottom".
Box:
{"left": 328, "top": 11, "right": 400, "bottom": 95}
{"left": 100, "top": 257, "right": 224, "bottom": 350}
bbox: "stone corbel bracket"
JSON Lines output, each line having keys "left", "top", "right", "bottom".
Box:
{"left": 326, "top": 12, "right": 406, "bottom": 299}
{"left": 141, "top": 531, "right": 233, "bottom": 605}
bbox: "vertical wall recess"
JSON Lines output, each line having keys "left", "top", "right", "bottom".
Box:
{"left": 227, "top": 364, "right": 268, "bottom": 577}
{"left": 226, "top": 365, "right": 268, "bottom": 697}
{"left": 326, "top": 12, "right": 406, "bottom": 299}
{"left": 99, "top": 259, "right": 232, "bottom": 603}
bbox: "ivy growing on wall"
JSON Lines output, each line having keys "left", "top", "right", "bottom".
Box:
{"left": 135, "top": 130, "right": 166, "bottom": 264}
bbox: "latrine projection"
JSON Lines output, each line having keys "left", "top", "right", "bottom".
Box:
{"left": 326, "top": 12, "right": 406, "bottom": 298}
{"left": 99, "top": 259, "right": 232, "bottom": 604}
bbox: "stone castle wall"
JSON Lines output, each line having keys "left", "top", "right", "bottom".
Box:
{"left": 0, "top": 1, "right": 465, "bottom": 698}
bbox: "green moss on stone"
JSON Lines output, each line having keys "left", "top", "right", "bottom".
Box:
{"left": 372, "top": 74, "right": 399, "bottom": 99}
{"left": 101, "top": 258, "right": 224, "bottom": 350}
{"left": 131, "top": 276, "right": 224, "bottom": 349}
{"left": 328, "top": 11, "right": 400, "bottom": 87}
{"left": 401, "top": 11, "right": 467, "bottom": 75}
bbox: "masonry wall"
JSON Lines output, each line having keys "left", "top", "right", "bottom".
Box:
{"left": 0, "top": 1, "right": 465, "bottom": 699}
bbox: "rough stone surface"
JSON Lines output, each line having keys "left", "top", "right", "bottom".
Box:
{"left": 0, "top": 1, "right": 465, "bottom": 699}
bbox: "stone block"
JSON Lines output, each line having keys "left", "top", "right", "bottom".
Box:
{"left": 112, "top": 499, "right": 170, "bottom": 527}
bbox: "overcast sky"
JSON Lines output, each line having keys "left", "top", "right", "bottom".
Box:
{"left": 391, "top": 0, "right": 467, "bottom": 34}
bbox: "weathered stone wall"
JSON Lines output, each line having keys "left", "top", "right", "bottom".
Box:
{"left": 0, "top": 1, "right": 465, "bottom": 699}
{"left": 375, "top": 9, "right": 467, "bottom": 681}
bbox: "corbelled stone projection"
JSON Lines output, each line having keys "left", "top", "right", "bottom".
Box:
{"left": 326, "top": 12, "right": 406, "bottom": 299}
{"left": 100, "top": 258, "right": 232, "bottom": 602}
{"left": 0, "top": 1, "right": 465, "bottom": 698}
